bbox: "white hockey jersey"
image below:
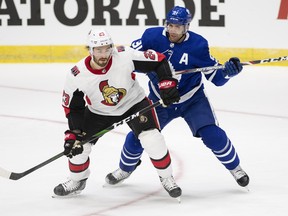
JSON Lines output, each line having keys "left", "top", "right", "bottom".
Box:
{"left": 62, "top": 46, "right": 166, "bottom": 116}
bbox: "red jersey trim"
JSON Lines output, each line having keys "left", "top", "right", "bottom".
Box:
{"left": 69, "top": 158, "right": 90, "bottom": 173}
{"left": 84, "top": 56, "right": 113, "bottom": 75}
{"left": 150, "top": 151, "right": 171, "bottom": 169}
{"left": 63, "top": 105, "right": 70, "bottom": 116}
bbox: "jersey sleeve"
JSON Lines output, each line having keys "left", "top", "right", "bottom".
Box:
{"left": 130, "top": 28, "right": 153, "bottom": 51}
{"left": 62, "top": 67, "right": 86, "bottom": 130}
{"left": 130, "top": 38, "right": 144, "bottom": 51}
{"left": 130, "top": 48, "right": 173, "bottom": 80}
{"left": 197, "top": 39, "right": 229, "bottom": 86}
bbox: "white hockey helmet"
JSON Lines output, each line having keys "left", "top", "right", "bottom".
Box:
{"left": 87, "top": 29, "right": 113, "bottom": 54}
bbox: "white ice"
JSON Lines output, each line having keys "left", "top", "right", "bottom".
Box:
{"left": 0, "top": 64, "right": 287, "bottom": 216}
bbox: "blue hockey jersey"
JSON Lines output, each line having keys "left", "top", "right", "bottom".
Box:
{"left": 131, "top": 27, "right": 230, "bottom": 105}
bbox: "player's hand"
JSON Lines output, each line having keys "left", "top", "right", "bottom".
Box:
{"left": 223, "top": 57, "right": 243, "bottom": 78}
{"left": 158, "top": 77, "right": 180, "bottom": 106}
{"left": 63, "top": 130, "right": 84, "bottom": 158}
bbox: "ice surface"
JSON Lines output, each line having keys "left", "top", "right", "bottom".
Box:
{"left": 0, "top": 64, "right": 287, "bottom": 216}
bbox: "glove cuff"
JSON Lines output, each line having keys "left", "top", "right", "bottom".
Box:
{"left": 64, "top": 131, "right": 77, "bottom": 141}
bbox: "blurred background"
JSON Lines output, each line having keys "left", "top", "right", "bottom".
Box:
{"left": 0, "top": 0, "right": 287, "bottom": 64}
{"left": 0, "top": 1, "right": 287, "bottom": 216}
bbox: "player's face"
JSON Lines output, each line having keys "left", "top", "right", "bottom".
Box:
{"left": 92, "top": 45, "right": 113, "bottom": 67}
{"left": 166, "top": 23, "right": 186, "bottom": 43}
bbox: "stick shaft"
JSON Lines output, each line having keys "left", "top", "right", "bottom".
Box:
{"left": 80, "top": 99, "right": 163, "bottom": 144}
{"left": 242, "top": 56, "right": 288, "bottom": 65}
{"left": 0, "top": 100, "right": 163, "bottom": 180}
{"left": 174, "top": 56, "right": 288, "bottom": 75}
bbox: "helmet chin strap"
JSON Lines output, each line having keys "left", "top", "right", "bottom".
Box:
{"left": 176, "top": 34, "right": 186, "bottom": 43}
{"left": 89, "top": 47, "right": 94, "bottom": 56}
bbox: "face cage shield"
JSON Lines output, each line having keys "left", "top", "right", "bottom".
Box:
{"left": 89, "top": 44, "right": 114, "bottom": 56}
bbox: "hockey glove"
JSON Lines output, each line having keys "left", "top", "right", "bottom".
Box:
{"left": 63, "top": 130, "right": 84, "bottom": 158}
{"left": 223, "top": 57, "right": 243, "bottom": 78}
{"left": 158, "top": 77, "right": 180, "bottom": 106}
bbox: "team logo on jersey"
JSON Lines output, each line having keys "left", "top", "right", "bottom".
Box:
{"left": 71, "top": 66, "right": 80, "bottom": 76}
{"left": 62, "top": 90, "right": 70, "bottom": 106}
{"left": 99, "top": 80, "right": 126, "bottom": 106}
{"left": 144, "top": 50, "right": 156, "bottom": 60}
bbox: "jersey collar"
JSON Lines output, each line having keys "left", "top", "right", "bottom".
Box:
{"left": 85, "top": 55, "right": 113, "bottom": 75}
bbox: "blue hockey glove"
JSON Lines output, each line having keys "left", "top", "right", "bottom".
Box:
{"left": 223, "top": 57, "right": 243, "bottom": 78}
{"left": 64, "top": 130, "right": 84, "bottom": 158}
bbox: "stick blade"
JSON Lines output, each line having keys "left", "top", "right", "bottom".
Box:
{"left": 0, "top": 167, "right": 12, "bottom": 179}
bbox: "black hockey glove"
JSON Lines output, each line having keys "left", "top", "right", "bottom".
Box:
{"left": 223, "top": 57, "right": 243, "bottom": 78}
{"left": 158, "top": 77, "right": 180, "bottom": 106}
{"left": 63, "top": 130, "right": 84, "bottom": 158}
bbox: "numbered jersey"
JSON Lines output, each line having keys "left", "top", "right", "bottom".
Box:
{"left": 131, "top": 27, "right": 229, "bottom": 104}
{"left": 62, "top": 46, "right": 165, "bottom": 116}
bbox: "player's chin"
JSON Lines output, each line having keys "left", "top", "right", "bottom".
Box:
{"left": 169, "top": 35, "right": 181, "bottom": 42}
{"left": 98, "top": 59, "right": 108, "bottom": 67}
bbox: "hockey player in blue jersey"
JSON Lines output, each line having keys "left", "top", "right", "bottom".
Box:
{"left": 105, "top": 6, "right": 249, "bottom": 190}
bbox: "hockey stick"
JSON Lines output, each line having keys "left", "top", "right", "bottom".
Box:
{"left": 174, "top": 56, "right": 288, "bottom": 75}
{"left": 0, "top": 100, "right": 163, "bottom": 180}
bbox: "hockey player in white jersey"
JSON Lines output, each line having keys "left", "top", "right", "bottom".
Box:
{"left": 106, "top": 6, "right": 249, "bottom": 189}
{"left": 53, "top": 28, "right": 182, "bottom": 199}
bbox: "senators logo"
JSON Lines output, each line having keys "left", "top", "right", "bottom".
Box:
{"left": 99, "top": 80, "right": 126, "bottom": 106}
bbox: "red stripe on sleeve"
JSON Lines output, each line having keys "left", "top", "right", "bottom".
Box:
{"left": 157, "top": 52, "right": 166, "bottom": 62}
{"left": 278, "top": 0, "right": 288, "bottom": 19}
{"left": 62, "top": 105, "right": 70, "bottom": 116}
